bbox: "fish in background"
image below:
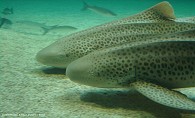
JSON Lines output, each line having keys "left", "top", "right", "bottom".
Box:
{"left": 15, "top": 20, "right": 77, "bottom": 35}
{"left": 41, "top": 25, "right": 77, "bottom": 35}
{"left": 0, "top": 17, "right": 12, "bottom": 28}
{"left": 81, "top": 0, "right": 117, "bottom": 16}
{"left": 1, "top": 8, "right": 13, "bottom": 15}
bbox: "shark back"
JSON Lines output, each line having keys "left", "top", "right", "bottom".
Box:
{"left": 69, "top": 1, "right": 176, "bottom": 38}
{"left": 36, "top": 1, "right": 195, "bottom": 68}
{"left": 36, "top": 21, "right": 195, "bottom": 68}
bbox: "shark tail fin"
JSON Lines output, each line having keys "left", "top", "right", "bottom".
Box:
{"left": 81, "top": 0, "right": 89, "bottom": 11}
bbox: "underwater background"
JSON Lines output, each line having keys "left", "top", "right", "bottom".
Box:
{"left": 0, "top": 0, "right": 195, "bottom": 118}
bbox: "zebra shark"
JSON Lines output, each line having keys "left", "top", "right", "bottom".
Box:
{"left": 66, "top": 29, "right": 195, "bottom": 110}
{"left": 36, "top": 1, "right": 195, "bottom": 68}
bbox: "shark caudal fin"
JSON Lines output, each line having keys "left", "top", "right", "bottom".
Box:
{"left": 131, "top": 81, "right": 195, "bottom": 111}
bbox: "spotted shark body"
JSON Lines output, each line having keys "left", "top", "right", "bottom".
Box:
{"left": 36, "top": 1, "right": 195, "bottom": 68}
{"left": 66, "top": 30, "right": 195, "bottom": 88}
{"left": 66, "top": 40, "right": 195, "bottom": 88}
{"left": 66, "top": 29, "right": 195, "bottom": 110}
{"left": 35, "top": 1, "right": 195, "bottom": 111}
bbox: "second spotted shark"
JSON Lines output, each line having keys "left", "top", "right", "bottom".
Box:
{"left": 36, "top": 1, "right": 195, "bottom": 68}
{"left": 66, "top": 29, "right": 195, "bottom": 110}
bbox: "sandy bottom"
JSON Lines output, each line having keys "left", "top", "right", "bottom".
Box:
{"left": 0, "top": 25, "right": 195, "bottom": 118}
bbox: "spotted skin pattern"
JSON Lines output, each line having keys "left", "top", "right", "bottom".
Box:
{"left": 37, "top": 1, "right": 195, "bottom": 110}
{"left": 36, "top": 22, "right": 195, "bottom": 68}
{"left": 36, "top": 1, "right": 195, "bottom": 68}
{"left": 66, "top": 41, "right": 195, "bottom": 110}
{"left": 131, "top": 81, "right": 195, "bottom": 110}
{"left": 67, "top": 40, "right": 195, "bottom": 88}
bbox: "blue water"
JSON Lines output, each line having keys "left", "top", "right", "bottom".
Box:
{"left": 1, "top": 0, "right": 195, "bottom": 16}
{"left": 1, "top": 0, "right": 195, "bottom": 29}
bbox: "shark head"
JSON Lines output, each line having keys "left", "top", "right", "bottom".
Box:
{"left": 36, "top": 39, "right": 77, "bottom": 68}
{"left": 66, "top": 58, "right": 122, "bottom": 88}
{"left": 66, "top": 58, "right": 103, "bottom": 87}
{"left": 66, "top": 48, "right": 136, "bottom": 88}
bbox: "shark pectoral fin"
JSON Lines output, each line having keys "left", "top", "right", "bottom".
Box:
{"left": 130, "top": 81, "right": 195, "bottom": 110}
{"left": 129, "top": 1, "right": 175, "bottom": 22}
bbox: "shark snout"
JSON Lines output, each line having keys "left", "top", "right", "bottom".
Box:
{"left": 66, "top": 58, "right": 118, "bottom": 88}
{"left": 36, "top": 46, "right": 68, "bottom": 68}
{"left": 66, "top": 60, "right": 91, "bottom": 84}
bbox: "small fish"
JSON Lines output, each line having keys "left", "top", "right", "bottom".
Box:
{"left": 1, "top": 8, "right": 13, "bottom": 15}
{"left": 14, "top": 20, "right": 49, "bottom": 34}
{"left": 15, "top": 20, "right": 77, "bottom": 35}
{"left": 81, "top": 0, "right": 117, "bottom": 16}
{"left": 41, "top": 25, "right": 77, "bottom": 35}
{"left": 0, "top": 18, "right": 12, "bottom": 28}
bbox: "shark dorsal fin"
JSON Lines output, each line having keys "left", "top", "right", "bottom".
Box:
{"left": 131, "top": 1, "right": 175, "bottom": 22}
{"left": 133, "top": 1, "right": 175, "bottom": 21}
{"left": 114, "top": 1, "right": 176, "bottom": 24}
{"left": 150, "top": 1, "right": 175, "bottom": 19}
